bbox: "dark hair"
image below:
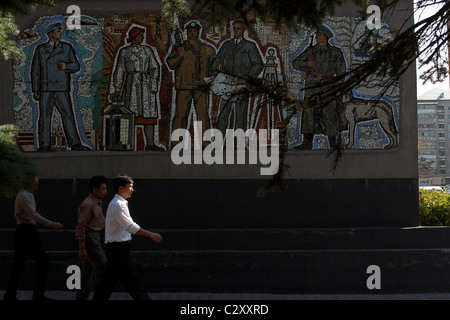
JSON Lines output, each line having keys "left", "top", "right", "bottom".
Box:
{"left": 22, "top": 174, "right": 38, "bottom": 191}
{"left": 89, "top": 175, "right": 108, "bottom": 192}
{"left": 113, "top": 175, "right": 133, "bottom": 192}
{"left": 232, "top": 19, "right": 246, "bottom": 27}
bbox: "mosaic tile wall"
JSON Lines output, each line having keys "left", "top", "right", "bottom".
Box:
{"left": 12, "top": 13, "right": 399, "bottom": 152}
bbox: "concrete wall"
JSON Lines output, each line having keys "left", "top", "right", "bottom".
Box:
{"left": 0, "top": 0, "right": 419, "bottom": 227}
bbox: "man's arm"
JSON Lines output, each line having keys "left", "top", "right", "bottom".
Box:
{"left": 31, "top": 47, "right": 41, "bottom": 99}
{"left": 19, "top": 192, "right": 51, "bottom": 227}
{"left": 64, "top": 44, "right": 80, "bottom": 73}
{"left": 206, "top": 45, "right": 217, "bottom": 77}
{"left": 135, "top": 228, "right": 163, "bottom": 243}
{"left": 148, "top": 47, "right": 160, "bottom": 93}
{"left": 210, "top": 41, "right": 228, "bottom": 74}
{"left": 292, "top": 47, "right": 314, "bottom": 72}
{"left": 111, "top": 202, "right": 162, "bottom": 243}
{"left": 18, "top": 192, "right": 64, "bottom": 230}
{"left": 166, "top": 45, "right": 184, "bottom": 70}
{"left": 112, "top": 49, "right": 126, "bottom": 96}
{"left": 75, "top": 201, "right": 91, "bottom": 262}
{"left": 247, "top": 41, "right": 263, "bottom": 79}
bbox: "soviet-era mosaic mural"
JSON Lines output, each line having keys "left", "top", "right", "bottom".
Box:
{"left": 12, "top": 13, "right": 399, "bottom": 152}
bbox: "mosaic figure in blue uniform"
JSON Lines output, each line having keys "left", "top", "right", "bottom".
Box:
{"left": 31, "top": 22, "right": 88, "bottom": 151}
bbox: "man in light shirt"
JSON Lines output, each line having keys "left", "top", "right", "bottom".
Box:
{"left": 93, "top": 175, "right": 163, "bottom": 300}
{"left": 3, "top": 176, "right": 64, "bottom": 301}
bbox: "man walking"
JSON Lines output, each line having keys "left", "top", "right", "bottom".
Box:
{"left": 93, "top": 175, "right": 163, "bottom": 300}
{"left": 3, "top": 176, "right": 64, "bottom": 301}
{"left": 75, "top": 175, "right": 108, "bottom": 300}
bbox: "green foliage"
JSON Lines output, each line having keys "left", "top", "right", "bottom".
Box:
{"left": 0, "top": 124, "right": 38, "bottom": 198}
{"left": 162, "top": 0, "right": 191, "bottom": 34}
{"left": 419, "top": 190, "right": 450, "bottom": 226}
{"left": 0, "top": 123, "right": 17, "bottom": 144}
{"left": 418, "top": 137, "right": 434, "bottom": 170}
{"left": 191, "top": 0, "right": 362, "bottom": 30}
{"left": 0, "top": 10, "right": 20, "bottom": 59}
{"left": 186, "top": 0, "right": 449, "bottom": 192}
{"left": 0, "top": 1, "right": 52, "bottom": 196}
{"left": 0, "top": 0, "right": 54, "bottom": 60}
{"left": 0, "top": 0, "right": 54, "bottom": 15}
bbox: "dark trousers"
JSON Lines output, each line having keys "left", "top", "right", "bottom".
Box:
{"left": 76, "top": 232, "right": 107, "bottom": 300}
{"left": 38, "top": 91, "right": 81, "bottom": 149}
{"left": 93, "top": 241, "right": 150, "bottom": 300}
{"left": 216, "top": 96, "right": 249, "bottom": 136}
{"left": 4, "top": 224, "right": 49, "bottom": 299}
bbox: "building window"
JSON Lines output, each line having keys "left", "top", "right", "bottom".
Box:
{"left": 418, "top": 104, "right": 435, "bottom": 110}
{"left": 420, "top": 132, "right": 436, "bottom": 138}
{"left": 418, "top": 113, "right": 435, "bottom": 121}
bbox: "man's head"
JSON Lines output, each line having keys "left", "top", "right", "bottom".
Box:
{"left": 127, "top": 27, "right": 145, "bottom": 44}
{"left": 46, "top": 22, "right": 63, "bottom": 42}
{"left": 232, "top": 20, "right": 246, "bottom": 39}
{"left": 186, "top": 21, "right": 201, "bottom": 40}
{"left": 23, "top": 175, "right": 39, "bottom": 192}
{"left": 316, "top": 25, "right": 333, "bottom": 46}
{"left": 114, "top": 175, "right": 134, "bottom": 199}
{"left": 89, "top": 175, "right": 108, "bottom": 199}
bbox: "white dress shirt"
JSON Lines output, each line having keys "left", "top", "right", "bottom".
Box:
{"left": 104, "top": 194, "right": 140, "bottom": 243}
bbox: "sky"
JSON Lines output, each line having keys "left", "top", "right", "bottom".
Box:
{"left": 414, "top": 1, "right": 449, "bottom": 96}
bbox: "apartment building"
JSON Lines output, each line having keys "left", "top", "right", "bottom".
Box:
{"left": 418, "top": 88, "right": 450, "bottom": 185}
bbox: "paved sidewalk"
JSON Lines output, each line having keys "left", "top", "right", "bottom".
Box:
{"left": 2, "top": 290, "right": 450, "bottom": 300}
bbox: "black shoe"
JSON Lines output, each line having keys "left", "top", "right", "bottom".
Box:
{"left": 145, "top": 145, "right": 165, "bottom": 151}
{"left": 327, "top": 135, "right": 337, "bottom": 149}
{"left": 37, "top": 146, "right": 52, "bottom": 152}
{"left": 71, "top": 144, "right": 91, "bottom": 151}
{"left": 293, "top": 134, "right": 313, "bottom": 150}
{"left": 2, "top": 294, "right": 18, "bottom": 301}
{"left": 32, "top": 294, "right": 55, "bottom": 301}
{"left": 293, "top": 143, "right": 311, "bottom": 150}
